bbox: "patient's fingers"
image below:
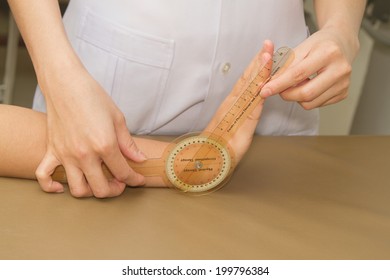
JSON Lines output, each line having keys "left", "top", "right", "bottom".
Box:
{"left": 236, "top": 40, "right": 273, "bottom": 95}
{"left": 205, "top": 40, "right": 274, "bottom": 133}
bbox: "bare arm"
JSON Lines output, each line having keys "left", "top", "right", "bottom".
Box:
{"left": 7, "top": 0, "right": 75, "bottom": 76}
{"left": 7, "top": 0, "right": 146, "bottom": 198}
{"left": 314, "top": 0, "right": 366, "bottom": 63}
{"left": 0, "top": 104, "right": 168, "bottom": 187}
{"left": 314, "top": 0, "right": 366, "bottom": 46}
{"left": 261, "top": 0, "right": 366, "bottom": 109}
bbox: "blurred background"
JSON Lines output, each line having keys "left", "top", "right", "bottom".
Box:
{"left": 1, "top": 0, "right": 389, "bottom": 135}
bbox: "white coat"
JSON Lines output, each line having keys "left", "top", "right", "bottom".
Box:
{"left": 33, "top": 0, "right": 319, "bottom": 135}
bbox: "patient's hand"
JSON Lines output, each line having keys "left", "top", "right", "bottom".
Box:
{"left": 204, "top": 40, "right": 274, "bottom": 163}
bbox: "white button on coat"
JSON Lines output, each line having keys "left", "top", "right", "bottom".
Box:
{"left": 33, "top": 0, "right": 319, "bottom": 135}
{"left": 222, "top": 63, "right": 231, "bottom": 74}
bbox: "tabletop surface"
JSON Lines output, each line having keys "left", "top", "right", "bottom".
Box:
{"left": 1, "top": 136, "right": 389, "bottom": 260}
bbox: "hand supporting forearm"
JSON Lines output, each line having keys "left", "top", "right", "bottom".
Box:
{"left": 0, "top": 105, "right": 168, "bottom": 187}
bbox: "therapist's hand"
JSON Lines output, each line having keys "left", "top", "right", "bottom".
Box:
{"left": 35, "top": 66, "right": 146, "bottom": 198}
{"left": 260, "top": 26, "right": 359, "bottom": 109}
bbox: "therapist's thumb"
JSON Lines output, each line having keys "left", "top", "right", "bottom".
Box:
{"left": 116, "top": 118, "right": 147, "bottom": 162}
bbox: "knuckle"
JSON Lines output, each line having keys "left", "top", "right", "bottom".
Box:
{"left": 341, "top": 64, "right": 352, "bottom": 79}
{"left": 111, "top": 181, "right": 127, "bottom": 196}
{"left": 341, "top": 78, "right": 351, "bottom": 91}
{"left": 118, "top": 182, "right": 127, "bottom": 192}
{"left": 299, "top": 87, "right": 316, "bottom": 102}
{"left": 333, "top": 78, "right": 351, "bottom": 97}
{"left": 71, "top": 187, "right": 91, "bottom": 198}
{"left": 35, "top": 167, "right": 46, "bottom": 180}
{"left": 336, "top": 91, "right": 348, "bottom": 103}
{"left": 126, "top": 173, "right": 145, "bottom": 187}
{"left": 341, "top": 90, "right": 349, "bottom": 100}
{"left": 93, "top": 138, "right": 116, "bottom": 156}
{"left": 300, "top": 101, "right": 315, "bottom": 111}
{"left": 292, "top": 67, "right": 308, "bottom": 84}
{"left": 334, "top": 61, "right": 352, "bottom": 79}
{"left": 279, "top": 92, "right": 291, "bottom": 101}
{"left": 115, "top": 113, "right": 127, "bottom": 125}
{"left": 93, "top": 188, "right": 111, "bottom": 199}
{"left": 324, "top": 42, "right": 341, "bottom": 58}
{"left": 38, "top": 182, "right": 52, "bottom": 192}
{"left": 115, "top": 171, "right": 130, "bottom": 183}
{"left": 73, "top": 144, "right": 90, "bottom": 160}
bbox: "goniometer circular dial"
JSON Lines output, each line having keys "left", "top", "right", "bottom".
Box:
{"left": 165, "top": 135, "right": 233, "bottom": 193}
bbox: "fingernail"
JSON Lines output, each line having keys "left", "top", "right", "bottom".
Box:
{"left": 138, "top": 150, "right": 148, "bottom": 161}
{"left": 139, "top": 175, "right": 146, "bottom": 186}
{"left": 260, "top": 88, "right": 272, "bottom": 98}
{"left": 52, "top": 182, "right": 64, "bottom": 193}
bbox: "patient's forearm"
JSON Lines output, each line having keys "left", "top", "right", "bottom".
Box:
{"left": 0, "top": 105, "right": 46, "bottom": 179}
{"left": 0, "top": 105, "right": 169, "bottom": 186}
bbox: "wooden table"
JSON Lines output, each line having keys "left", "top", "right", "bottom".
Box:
{"left": 1, "top": 136, "right": 389, "bottom": 259}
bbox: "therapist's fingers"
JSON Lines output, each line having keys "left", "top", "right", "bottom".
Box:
{"left": 260, "top": 31, "right": 354, "bottom": 109}
{"left": 114, "top": 115, "right": 146, "bottom": 186}
{"left": 100, "top": 140, "right": 146, "bottom": 187}
{"left": 35, "top": 151, "right": 64, "bottom": 193}
{"left": 81, "top": 159, "right": 126, "bottom": 198}
{"left": 116, "top": 115, "right": 147, "bottom": 163}
{"left": 260, "top": 51, "right": 322, "bottom": 99}
{"left": 278, "top": 59, "right": 350, "bottom": 109}
{"left": 298, "top": 77, "right": 349, "bottom": 109}
{"left": 64, "top": 164, "right": 93, "bottom": 198}
{"left": 320, "top": 90, "right": 349, "bottom": 107}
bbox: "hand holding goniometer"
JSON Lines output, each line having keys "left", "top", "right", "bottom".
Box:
{"left": 52, "top": 41, "right": 294, "bottom": 194}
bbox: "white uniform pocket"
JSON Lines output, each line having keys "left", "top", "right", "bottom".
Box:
{"left": 76, "top": 10, "right": 175, "bottom": 134}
